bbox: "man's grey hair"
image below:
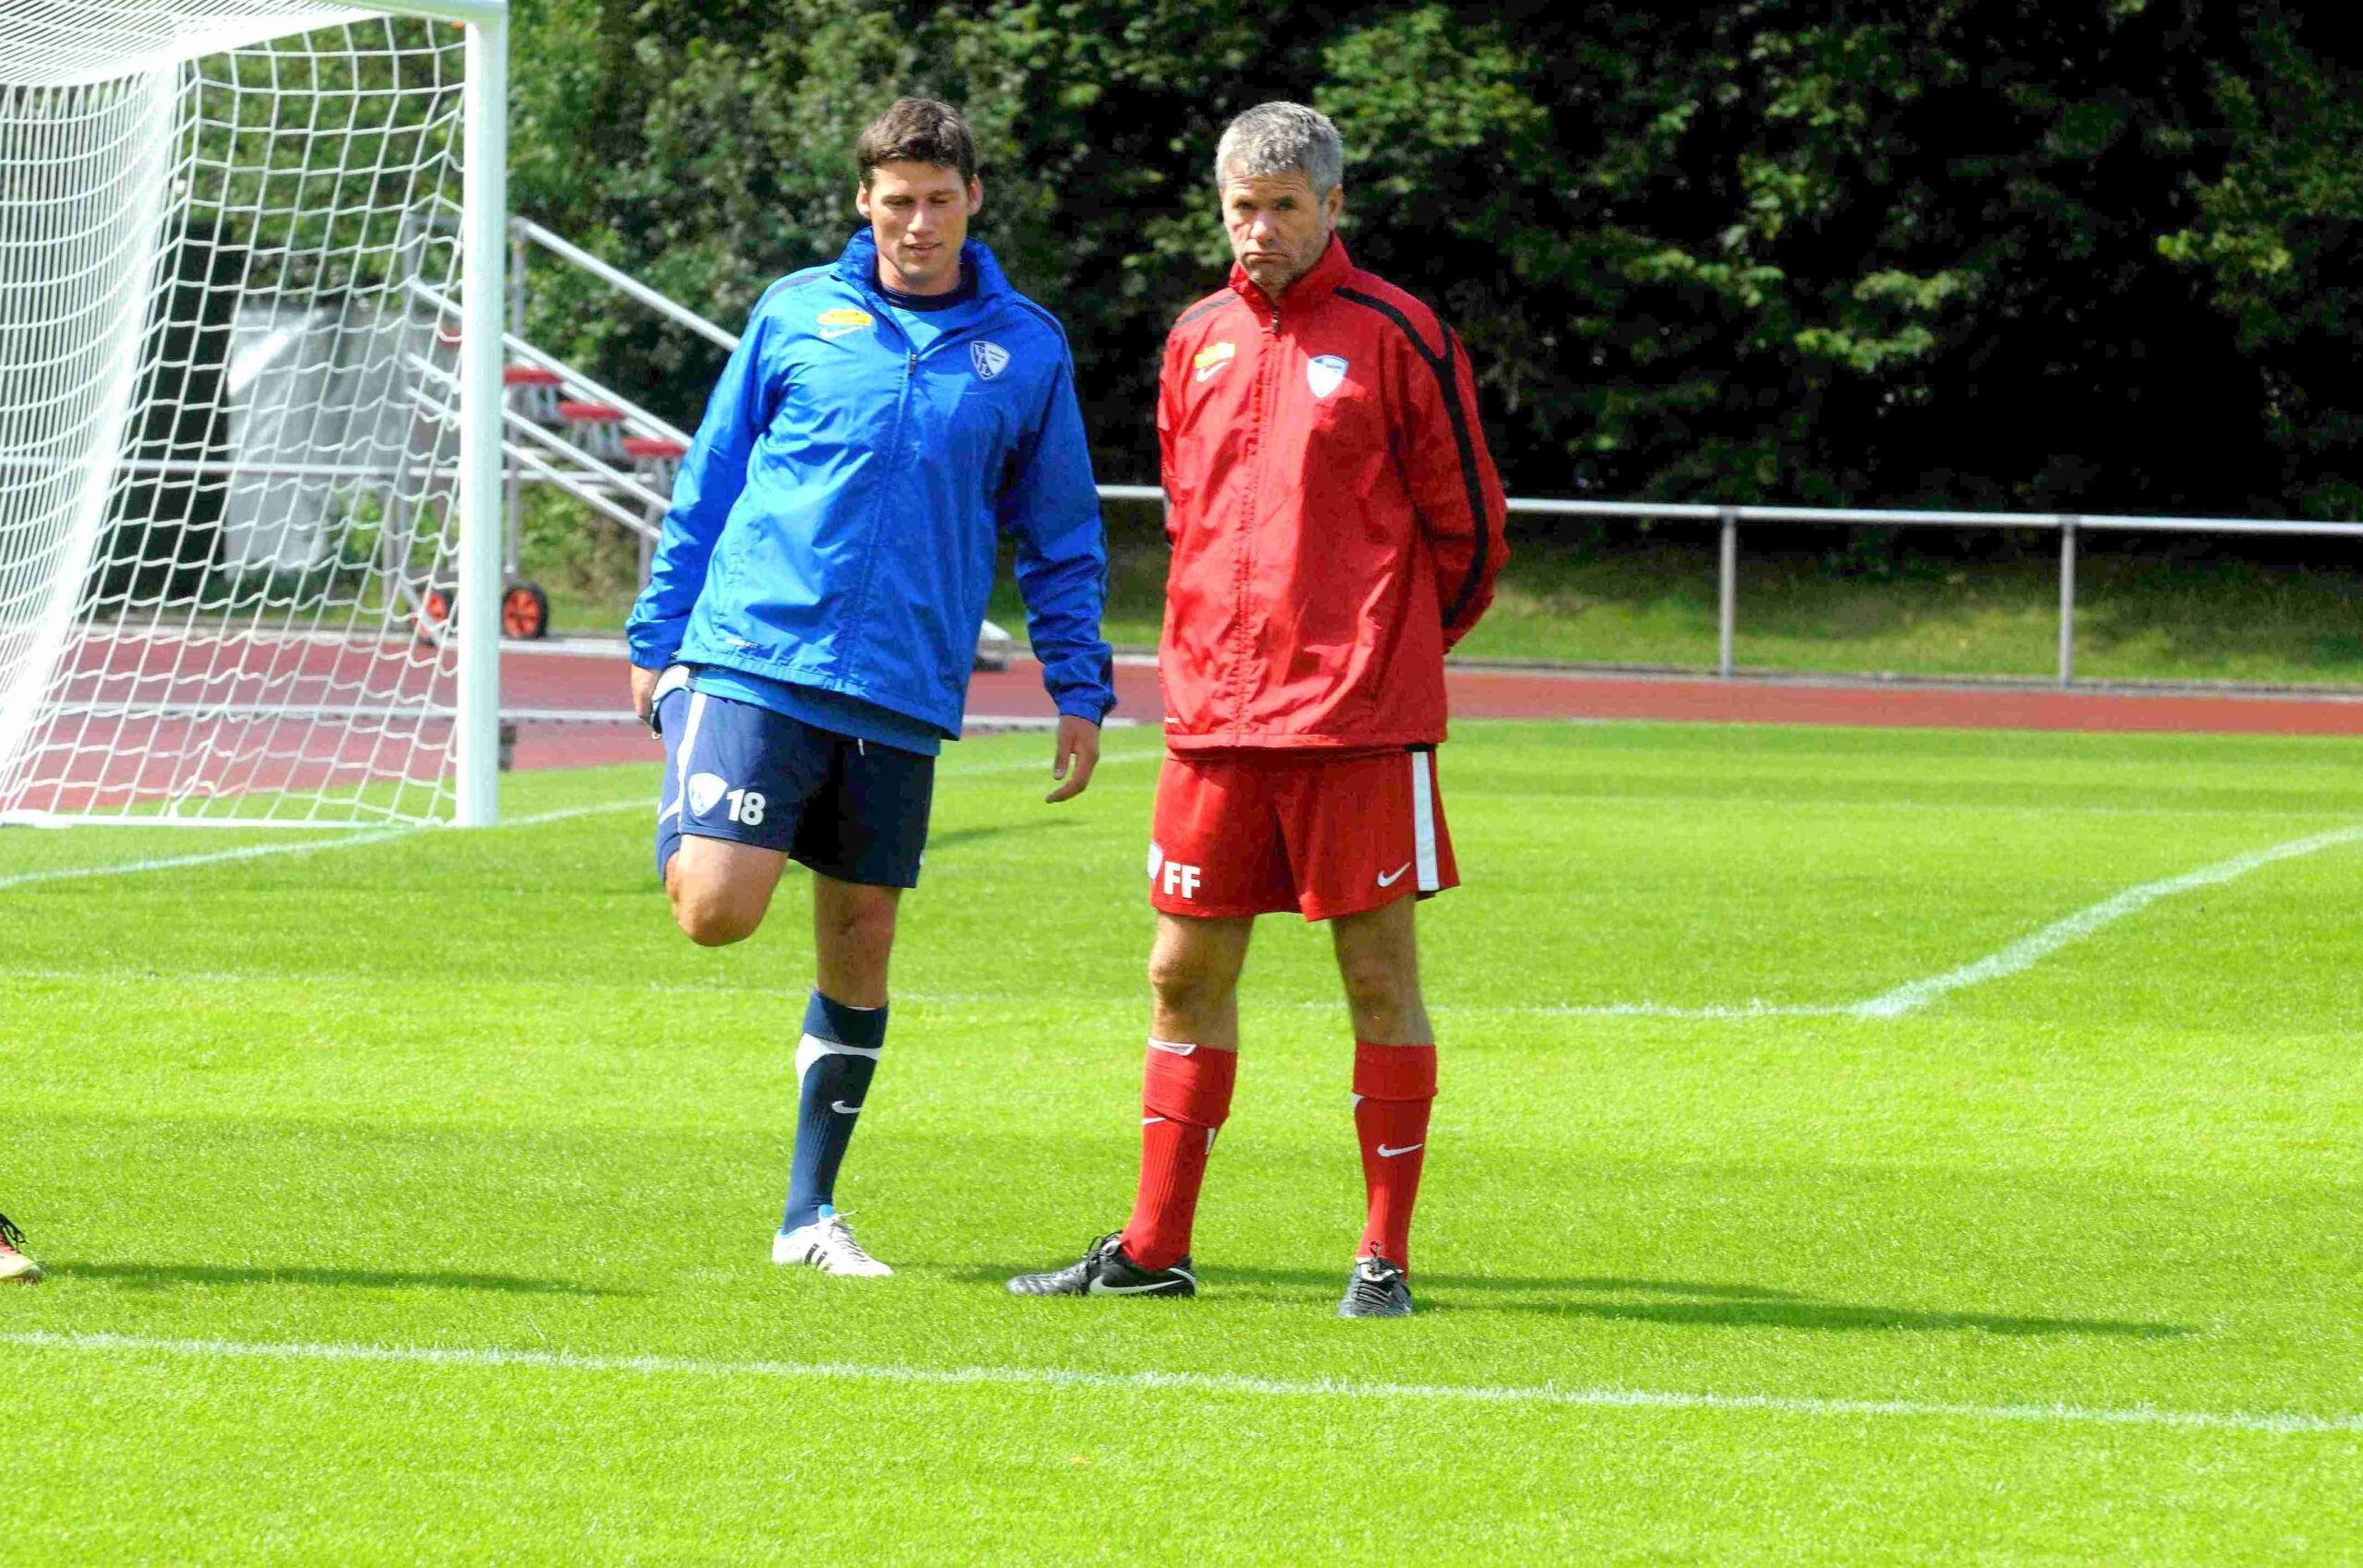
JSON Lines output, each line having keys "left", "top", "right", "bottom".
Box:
{"left": 1214, "top": 102, "right": 1345, "bottom": 197}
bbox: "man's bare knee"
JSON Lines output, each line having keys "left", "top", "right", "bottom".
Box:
{"left": 672, "top": 880, "right": 762, "bottom": 947}
{"left": 1146, "top": 915, "right": 1253, "bottom": 1046}
{"left": 820, "top": 892, "right": 897, "bottom": 954}
{"left": 667, "top": 861, "right": 766, "bottom": 947}
{"left": 1332, "top": 901, "right": 1427, "bottom": 1041}
{"left": 1337, "top": 952, "right": 1412, "bottom": 1019}
{"left": 812, "top": 879, "right": 901, "bottom": 1007}
{"left": 1148, "top": 945, "right": 1228, "bottom": 1013}
{"left": 666, "top": 838, "right": 786, "bottom": 948}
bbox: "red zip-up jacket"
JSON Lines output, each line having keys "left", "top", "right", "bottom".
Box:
{"left": 1157, "top": 236, "right": 1506, "bottom": 752}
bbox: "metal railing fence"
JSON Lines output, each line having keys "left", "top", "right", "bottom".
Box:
{"left": 1101, "top": 491, "right": 2363, "bottom": 688}
{"left": 516, "top": 222, "right": 2363, "bottom": 689}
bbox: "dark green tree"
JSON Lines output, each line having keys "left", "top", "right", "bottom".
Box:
{"left": 502, "top": 0, "right": 2363, "bottom": 523}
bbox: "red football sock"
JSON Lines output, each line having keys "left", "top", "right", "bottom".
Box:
{"left": 1353, "top": 1040, "right": 1436, "bottom": 1270}
{"left": 1119, "top": 1039, "right": 1237, "bottom": 1271}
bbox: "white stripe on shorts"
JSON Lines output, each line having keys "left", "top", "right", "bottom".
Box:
{"left": 670, "top": 690, "right": 709, "bottom": 820}
{"left": 1410, "top": 750, "right": 1440, "bottom": 892}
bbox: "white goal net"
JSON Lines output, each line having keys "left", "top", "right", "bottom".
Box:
{"left": 0, "top": 0, "right": 506, "bottom": 827}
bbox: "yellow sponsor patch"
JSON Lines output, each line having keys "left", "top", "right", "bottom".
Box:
{"left": 1193, "top": 341, "right": 1236, "bottom": 374}
{"left": 817, "top": 307, "right": 875, "bottom": 335}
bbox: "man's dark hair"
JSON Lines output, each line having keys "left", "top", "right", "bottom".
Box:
{"left": 857, "top": 98, "right": 978, "bottom": 187}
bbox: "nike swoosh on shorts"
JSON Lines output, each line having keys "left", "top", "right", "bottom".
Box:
{"left": 1376, "top": 862, "right": 1412, "bottom": 887}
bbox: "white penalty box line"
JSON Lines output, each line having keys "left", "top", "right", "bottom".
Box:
{"left": 1496, "top": 820, "right": 2363, "bottom": 1022}
{"left": 4, "top": 1330, "right": 2354, "bottom": 1437}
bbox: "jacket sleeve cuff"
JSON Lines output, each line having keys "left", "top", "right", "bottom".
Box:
{"left": 1054, "top": 692, "right": 1115, "bottom": 724}
{"left": 626, "top": 623, "right": 684, "bottom": 671}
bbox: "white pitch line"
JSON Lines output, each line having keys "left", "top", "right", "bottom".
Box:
{"left": 1449, "top": 999, "right": 1845, "bottom": 1020}
{"left": 3, "top": 1331, "right": 2352, "bottom": 1436}
{"left": 1849, "top": 822, "right": 2363, "bottom": 1018}
{"left": 0, "top": 827, "right": 418, "bottom": 892}
{"left": 0, "top": 802, "right": 629, "bottom": 892}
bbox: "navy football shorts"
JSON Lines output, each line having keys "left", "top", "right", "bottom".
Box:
{"left": 654, "top": 685, "right": 935, "bottom": 889}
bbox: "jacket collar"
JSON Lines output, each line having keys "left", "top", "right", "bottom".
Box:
{"left": 1229, "top": 233, "right": 1352, "bottom": 319}
{"left": 837, "top": 228, "right": 1009, "bottom": 305}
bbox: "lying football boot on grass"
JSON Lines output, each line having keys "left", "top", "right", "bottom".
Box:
{"left": 1337, "top": 1252, "right": 1412, "bottom": 1318}
{"left": 771, "top": 1208, "right": 893, "bottom": 1277}
{"left": 0, "top": 1214, "right": 41, "bottom": 1285}
{"left": 1006, "top": 1231, "right": 1195, "bottom": 1299}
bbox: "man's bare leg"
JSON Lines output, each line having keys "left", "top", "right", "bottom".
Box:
{"left": 1147, "top": 911, "right": 1254, "bottom": 1052}
{"left": 666, "top": 835, "right": 789, "bottom": 947}
{"left": 813, "top": 872, "right": 899, "bottom": 1007}
{"left": 1330, "top": 893, "right": 1431, "bottom": 1045}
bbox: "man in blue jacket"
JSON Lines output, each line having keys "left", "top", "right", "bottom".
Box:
{"left": 625, "top": 98, "right": 1115, "bottom": 1278}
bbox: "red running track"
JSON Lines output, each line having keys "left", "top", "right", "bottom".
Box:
{"left": 18, "top": 635, "right": 2362, "bottom": 803}
{"left": 506, "top": 648, "right": 2363, "bottom": 773}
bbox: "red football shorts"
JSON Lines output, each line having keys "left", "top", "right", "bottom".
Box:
{"left": 1147, "top": 748, "right": 1459, "bottom": 922}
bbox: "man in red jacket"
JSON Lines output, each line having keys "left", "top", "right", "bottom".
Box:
{"left": 1010, "top": 102, "right": 1506, "bottom": 1316}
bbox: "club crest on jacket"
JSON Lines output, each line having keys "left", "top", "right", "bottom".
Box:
{"left": 1307, "top": 354, "right": 1348, "bottom": 399}
{"left": 971, "top": 341, "right": 1011, "bottom": 380}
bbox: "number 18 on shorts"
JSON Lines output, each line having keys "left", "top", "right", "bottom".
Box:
{"left": 1146, "top": 748, "right": 1457, "bottom": 922}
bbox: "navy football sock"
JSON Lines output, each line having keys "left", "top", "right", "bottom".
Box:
{"left": 781, "top": 990, "right": 887, "bottom": 1231}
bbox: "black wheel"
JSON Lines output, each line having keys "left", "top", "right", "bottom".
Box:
{"left": 501, "top": 580, "right": 550, "bottom": 640}
{"left": 414, "top": 582, "right": 457, "bottom": 644}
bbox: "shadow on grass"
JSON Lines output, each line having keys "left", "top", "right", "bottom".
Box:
{"left": 924, "top": 819, "right": 1076, "bottom": 854}
{"left": 59, "top": 1262, "right": 636, "bottom": 1297}
{"left": 954, "top": 1262, "right": 2186, "bottom": 1337}
{"left": 954, "top": 1263, "right": 1798, "bottom": 1299}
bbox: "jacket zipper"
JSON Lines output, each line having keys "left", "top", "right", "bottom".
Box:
{"left": 842, "top": 299, "right": 918, "bottom": 688}
{"left": 1227, "top": 299, "right": 1282, "bottom": 742}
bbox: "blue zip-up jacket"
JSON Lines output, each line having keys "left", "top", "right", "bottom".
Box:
{"left": 625, "top": 230, "right": 1116, "bottom": 735}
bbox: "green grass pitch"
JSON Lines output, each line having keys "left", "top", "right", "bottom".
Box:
{"left": 3, "top": 721, "right": 2359, "bottom": 1562}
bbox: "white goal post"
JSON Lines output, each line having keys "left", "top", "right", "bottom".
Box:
{"left": 0, "top": 0, "right": 507, "bottom": 827}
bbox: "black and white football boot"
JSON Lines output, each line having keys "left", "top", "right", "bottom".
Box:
{"left": 1337, "top": 1252, "right": 1413, "bottom": 1318}
{"left": 1006, "top": 1231, "right": 1196, "bottom": 1299}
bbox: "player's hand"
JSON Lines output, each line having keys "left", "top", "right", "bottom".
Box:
{"left": 1045, "top": 714, "right": 1100, "bottom": 804}
{"left": 630, "top": 664, "right": 660, "bottom": 731}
